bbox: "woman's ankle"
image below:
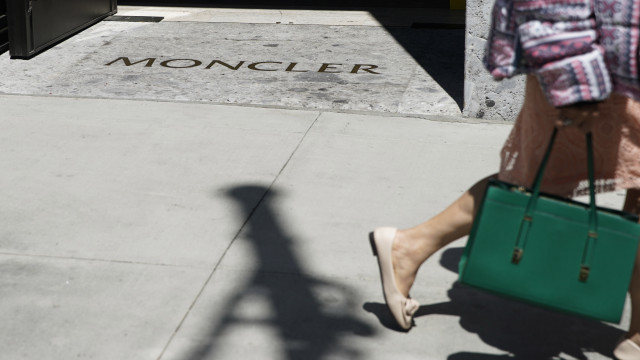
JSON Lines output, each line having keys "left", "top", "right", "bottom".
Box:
{"left": 390, "top": 229, "right": 432, "bottom": 297}
{"left": 626, "top": 332, "right": 640, "bottom": 346}
{"left": 395, "top": 228, "right": 439, "bottom": 265}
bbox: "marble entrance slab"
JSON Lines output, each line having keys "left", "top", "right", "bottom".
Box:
{"left": 0, "top": 20, "right": 461, "bottom": 116}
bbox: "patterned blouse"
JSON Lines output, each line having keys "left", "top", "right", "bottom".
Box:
{"left": 484, "top": 0, "right": 640, "bottom": 107}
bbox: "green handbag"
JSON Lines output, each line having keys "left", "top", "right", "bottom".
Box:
{"left": 459, "top": 128, "right": 640, "bottom": 323}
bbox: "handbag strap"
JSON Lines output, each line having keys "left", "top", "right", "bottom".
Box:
{"left": 511, "top": 127, "right": 597, "bottom": 282}
{"left": 583, "top": 132, "right": 598, "bottom": 281}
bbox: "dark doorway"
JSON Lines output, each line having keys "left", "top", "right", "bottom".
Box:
{"left": 6, "top": 0, "right": 117, "bottom": 58}
{"left": 0, "top": 1, "right": 8, "bottom": 55}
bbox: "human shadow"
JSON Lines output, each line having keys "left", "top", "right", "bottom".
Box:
{"left": 365, "top": 246, "right": 625, "bottom": 359}
{"left": 179, "top": 184, "right": 374, "bottom": 360}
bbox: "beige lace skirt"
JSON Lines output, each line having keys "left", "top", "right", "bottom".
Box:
{"left": 498, "top": 75, "right": 640, "bottom": 197}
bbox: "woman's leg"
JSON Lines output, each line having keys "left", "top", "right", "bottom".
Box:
{"left": 624, "top": 189, "right": 640, "bottom": 344}
{"left": 391, "top": 174, "right": 495, "bottom": 297}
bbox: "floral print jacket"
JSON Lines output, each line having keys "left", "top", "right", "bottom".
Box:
{"left": 484, "top": 0, "right": 640, "bottom": 107}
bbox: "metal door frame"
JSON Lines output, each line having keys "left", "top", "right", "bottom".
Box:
{"left": 0, "top": 0, "right": 8, "bottom": 54}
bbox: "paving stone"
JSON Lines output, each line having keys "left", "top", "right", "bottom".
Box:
{"left": 0, "top": 21, "right": 461, "bottom": 117}
{"left": 0, "top": 254, "right": 210, "bottom": 360}
{"left": 0, "top": 95, "right": 317, "bottom": 267}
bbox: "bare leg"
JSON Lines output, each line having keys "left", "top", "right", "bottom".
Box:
{"left": 624, "top": 189, "right": 640, "bottom": 345}
{"left": 391, "top": 174, "right": 495, "bottom": 297}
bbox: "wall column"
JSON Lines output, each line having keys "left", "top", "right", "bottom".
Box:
{"left": 463, "top": 0, "right": 524, "bottom": 121}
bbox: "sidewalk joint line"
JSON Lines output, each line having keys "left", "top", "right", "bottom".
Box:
{"left": 273, "top": 112, "right": 321, "bottom": 179}
{"left": 156, "top": 112, "right": 321, "bottom": 360}
{"left": 0, "top": 251, "right": 197, "bottom": 268}
{"left": 0, "top": 93, "right": 477, "bottom": 124}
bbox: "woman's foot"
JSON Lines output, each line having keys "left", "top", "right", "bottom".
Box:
{"left": 614, "top": 335, "right": 640, "bottom": 360}
{"left": 370, "top": 227, "right": 420, "bottom": 330}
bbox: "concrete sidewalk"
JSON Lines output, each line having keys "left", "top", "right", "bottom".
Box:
{"left": 0, "top": 93, "right": 630, "bottom": 360}
{"left": 0, "top": 6, "right": 632, "bottom": 360}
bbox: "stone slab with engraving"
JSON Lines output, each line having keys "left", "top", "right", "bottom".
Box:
{"left": 0, "top": 21, "right": 462, "bottom": 117}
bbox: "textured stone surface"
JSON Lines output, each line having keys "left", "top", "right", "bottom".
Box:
{"left": 0, "top": 21, "right": 462, "bottom": 117}
{"left": 463, "top": 0, "right": 525, "bottom": 121}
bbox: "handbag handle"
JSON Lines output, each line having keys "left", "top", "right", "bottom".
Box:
{"left": 511, "top": 127, "right": 597, "bottom": 282}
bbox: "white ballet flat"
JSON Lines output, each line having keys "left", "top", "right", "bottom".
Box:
{"left": 369, "top": 227, "right": 419, "bottom": 330}
{"left": 614, "top": 339, "right": 640, "bottom": 360}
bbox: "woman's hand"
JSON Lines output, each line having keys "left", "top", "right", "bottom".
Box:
{"left": 556, "top": 102, "right": 600, "bottom": 133}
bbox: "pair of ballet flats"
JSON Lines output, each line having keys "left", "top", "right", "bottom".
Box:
{"left": 615, "top": 339, "right": 640, "bottom": 360}
{"left": 369, "top": 227, "right": 419, "bottom": 331}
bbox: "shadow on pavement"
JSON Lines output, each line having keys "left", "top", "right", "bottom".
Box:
{"left": 385, "top": 26, "right": 465, "bottom": 110}
{"left": 365, "top": 247, "right": 625, "bottom": 359}
{"left": 178, "top": 184, "right": 374, "bottom": 360}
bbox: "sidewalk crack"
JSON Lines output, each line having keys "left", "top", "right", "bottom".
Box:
{"left": 156, "top": 112, "right": 321, "bottom": 360}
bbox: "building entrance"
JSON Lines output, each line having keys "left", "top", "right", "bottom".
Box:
{"left": 6, "top": 0, "right": 117, "bottom": 58}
